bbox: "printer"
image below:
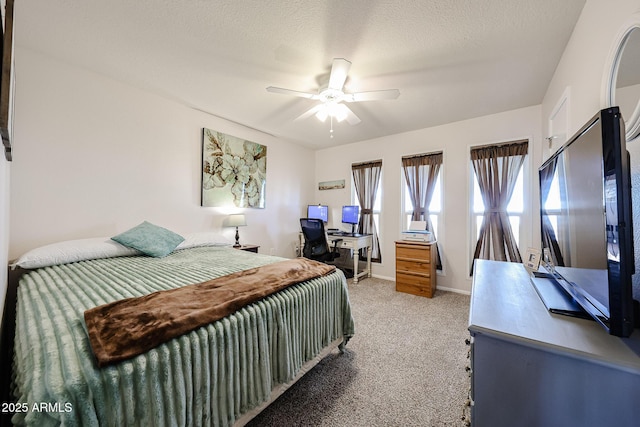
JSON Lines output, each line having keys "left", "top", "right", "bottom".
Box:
{"left": 401, "top": 220, "right": 432, "bottom": 242}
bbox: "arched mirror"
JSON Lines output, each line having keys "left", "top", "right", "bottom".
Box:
{"left": 604, "top": 15, "right": 640, "bottom": 143}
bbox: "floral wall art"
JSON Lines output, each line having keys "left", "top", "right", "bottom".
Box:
{"left": 201, "top": 128, "right": 267, "bottom": 208}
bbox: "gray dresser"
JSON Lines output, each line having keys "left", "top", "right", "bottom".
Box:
{"left": 469, "top": 259, "right": 640, "bottom": 427}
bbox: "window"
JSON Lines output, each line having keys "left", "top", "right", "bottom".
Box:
{"left": 401, "top": 151, "right": 443, "bottom": 270}
{"left": 469, "top": 140, "right": 528, "bottom": 267}
{"left": 373, "top": 181, "right": 382, "bottom": 237}
{"left": 351, "top": 178, "right": 382, "bottom": 238}
{"left": 471, "top": 165, "right": 524, "bottom": 247}
{"left": 403, "top": 172, "right": 442, "bottom": 236}
{"left": 352, "top": 160, "right": 383, "bottom": 262}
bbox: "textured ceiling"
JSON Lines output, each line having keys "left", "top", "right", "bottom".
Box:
{"left": 15, "top": 0, "right": 586, "bottom": 149}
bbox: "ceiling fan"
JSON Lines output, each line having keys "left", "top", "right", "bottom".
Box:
{"left": 266, "top": 58, "right": 400, "bottom": 129}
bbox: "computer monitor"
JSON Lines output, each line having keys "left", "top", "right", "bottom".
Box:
{"left": 342, "top": 205, "right": 359, "bottom": 232}
{"left": 307, "top": 204, "right": 328, "bottom": 222}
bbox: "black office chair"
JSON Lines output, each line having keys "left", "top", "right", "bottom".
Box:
{"left": 300, "top": 218, "right": 342, "bottom": 263}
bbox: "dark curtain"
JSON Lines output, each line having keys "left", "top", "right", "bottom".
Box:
{"left": 471, "top": 140, "right": 528, "bottom": 270}
{"left": 539, "top": 156, "right": 565, "bottom": 267}
{"left": 401, "top": 152, "right": 443, "bottom": 269}
{"left": 352, "top": 160, "right": 383, "bottom": 262}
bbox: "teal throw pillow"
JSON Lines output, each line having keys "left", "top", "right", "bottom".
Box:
{"left": 111, "top": 221, "right": 184, "bottom": 258}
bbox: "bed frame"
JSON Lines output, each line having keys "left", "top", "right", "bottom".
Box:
{"left": 0, "top": 266, "right": 346, "bottom": 426}
{"left": 1, "top": 267, "right": 27, "bottom": 426}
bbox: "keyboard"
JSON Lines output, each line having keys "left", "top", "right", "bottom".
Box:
{"left": 328, "top": 232, "right": 365, "bottom": 238}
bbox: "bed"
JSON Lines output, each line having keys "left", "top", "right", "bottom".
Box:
{"left": 1, "top": 235, "right": 355, "bottom": 426}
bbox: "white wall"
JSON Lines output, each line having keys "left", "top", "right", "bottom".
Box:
{"left": 542, "top": 0, "right": 640, "bottom": 298}
{"left": 542, "top": 0, "right": 640, "bottom": 140}
{"left": 617, "top": 83, "right": 640, "bottom": 121}
{"left": 9, "top": 48, "right": 316, "bottom": 260}
{"left": 314, "top": 106, "right": 543, "bottom": 294}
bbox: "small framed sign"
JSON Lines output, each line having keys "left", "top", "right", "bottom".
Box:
{"left": 524, "top": 247, "right": 542, "bottom": 272}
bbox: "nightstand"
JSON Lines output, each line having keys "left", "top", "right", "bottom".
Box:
{"left": 234, "top": 244, "right": 260, "bottom": 253}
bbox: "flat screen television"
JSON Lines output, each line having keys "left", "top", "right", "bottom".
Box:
{"left": 342, "top": 205, "right": 359, "bottom": 232}
{"left": 307, "top": 205, "right": 328, "bottom": 222}
{"left": 538, "top": 106, "right": 636, "bottom": 337}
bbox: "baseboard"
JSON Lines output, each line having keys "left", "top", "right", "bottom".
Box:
{"left": 436, "top": 285, "right": 471, "bottom": 296}
{"left": 368, "top": 274, "right": 470, "bottom": 296}
{"left": 371, "top": 273, "right": 395, "bottom": 281}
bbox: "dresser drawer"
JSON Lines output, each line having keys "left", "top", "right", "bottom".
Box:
{"left": 396, "top": 258, "right": 432, "bottom": 275}
{"left": 396, "top": 271, "right": 432, "bottom": 286}
{"left": 395, "top": 275, "right": 434, "bottom": 298}
{"left": 396, "top": 244, "right": 430, "bottom": 260}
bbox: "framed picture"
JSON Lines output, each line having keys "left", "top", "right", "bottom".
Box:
{"left": 319, "top": 179, "right": 345, "bottom": 190}
{"left": 524, "top": 247, "right": 542, "bottom": 272}
{"left": 201, "top": 128, "right": 267, "bottom": 208}
{"left": 1, "top": 0, "right": 15, "bottom": 161}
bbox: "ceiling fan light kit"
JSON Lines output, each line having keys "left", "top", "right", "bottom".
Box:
{"left": 316, "top": 103, "right": 349, "bottom": 123}
{"left": 267, "top": 58, "right": 400, "bottom": 137}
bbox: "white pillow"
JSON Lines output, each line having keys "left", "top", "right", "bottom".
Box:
{"left": 175, "top": 232, "right": 233, "bottom": 250}
{"left": 10, "top": 237, "right": 142, "bottom": 269}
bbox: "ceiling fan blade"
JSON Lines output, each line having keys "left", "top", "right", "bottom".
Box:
{"left": 328, "top": 58, "right": 351, "bottom": 90}
{"left": 343, "top": 104, "right": 361, "bottom": 125}
{"left": 295, "top": 104, "right": 324, "bottom": 121}
{"left": 344, "top": 89, "right": 400, "bottom": 102}
{"left": 266, "top": 86, "right": 318, "bottom": 99}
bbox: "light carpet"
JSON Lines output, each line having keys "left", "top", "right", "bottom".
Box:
{"left": 247, "top": 277, "right": 472, "bottom": 427}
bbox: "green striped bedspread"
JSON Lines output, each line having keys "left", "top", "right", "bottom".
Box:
{"left": 12, "top": 247, "right": 355, "bottom": 426}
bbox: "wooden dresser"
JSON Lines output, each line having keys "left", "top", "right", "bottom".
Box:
{"left": 395, "top": 240, "right": 437, "bottom": 298}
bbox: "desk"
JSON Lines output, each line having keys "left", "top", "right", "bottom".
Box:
{"left": 298, "top": 232, "right": 372, "bottom": 284}
{"left": 327, "top": 233, "right": 372, "bottom": 284}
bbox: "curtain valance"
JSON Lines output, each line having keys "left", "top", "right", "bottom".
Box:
{"left": 470, "top": 140, "right": 528, "bottom": 160}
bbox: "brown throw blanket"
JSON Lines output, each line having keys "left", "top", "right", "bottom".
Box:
{"left": 85, "top": 258, "right": 336, "bottom": 367}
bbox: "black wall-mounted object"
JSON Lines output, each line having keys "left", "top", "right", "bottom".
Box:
{"left": 1, "top": 0, "right": 15, "bottom": 162}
